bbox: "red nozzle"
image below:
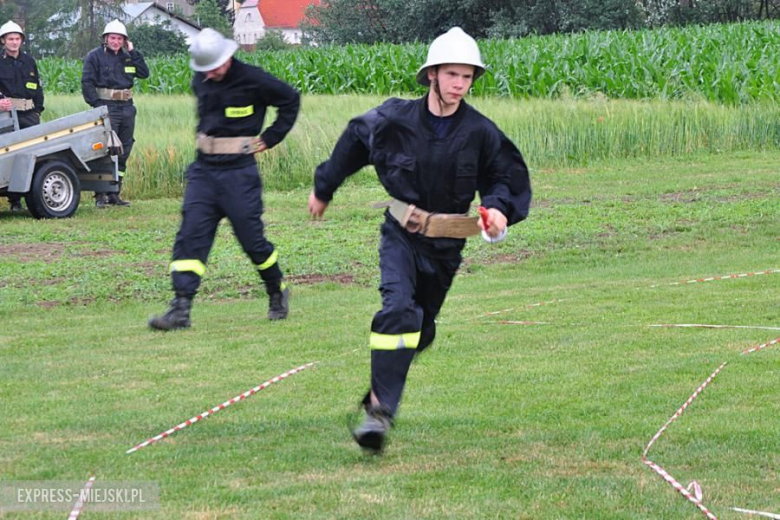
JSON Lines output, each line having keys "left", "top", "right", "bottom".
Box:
{"left": 478, "top": 206, "right": 489, "bottom": 228}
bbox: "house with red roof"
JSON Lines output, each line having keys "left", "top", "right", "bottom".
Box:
{"left": 234, "top": 0, "right": 319, "bottom": 47}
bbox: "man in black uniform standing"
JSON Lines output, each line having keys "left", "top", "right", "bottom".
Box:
{"left": 0, "top": 21, "right": 43, "bottom": 212}
{"left": 309, "top": 27, "right": 532, "bottom": 453}
{"left": 148, "top": 28, "right": 300, "bottom": 330}
{"left": 82, "top": 20, "right": 149, "bottom": 208}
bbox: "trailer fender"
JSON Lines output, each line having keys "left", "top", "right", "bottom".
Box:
{"left": 7, "top": 154, "right": 35, "bottom": 193}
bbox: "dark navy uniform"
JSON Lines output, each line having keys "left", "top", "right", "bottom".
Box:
{"left": 81, "top": 44, "right": 149, "bottom": 173}
{"left": 170, "top": 58, "right": 300, "bottom": 299}
{"left": 314, "top": 95, "right": 532, "bottom": 416}
{"left": 0, "top": 50, "right": 43, "bottom": 127}
{"left": 0, "top": 50, "right": 43, "bottom": 207}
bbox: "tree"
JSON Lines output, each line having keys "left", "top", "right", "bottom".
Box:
{"left": 67, "top": 0, "right": 124, "bottom": 57}
{"left": 129, "top": 21, "right": 188, "bottom": 58}
{"left": 193, "top": 0, "right": 233, "bottom": 37}
{"left": 0, "top": 0, "right": 62, "bottom": 58}
{"left": 304, "top": 0, "right": 779, "bottom": 45}
{"left": 255, "top": 29, "right": 292, "bottom": 52}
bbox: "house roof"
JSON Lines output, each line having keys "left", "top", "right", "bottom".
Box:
{"left": 122, "top": 2, "right": 201, "bottom": 30}
{"left": 257, "top": 0, "right": 319, "bottom": 29}
{"left": 122, "top": 2, "right": 154, "bottom": 20}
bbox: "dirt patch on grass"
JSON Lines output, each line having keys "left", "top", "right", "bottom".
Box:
{"left": 0, "top": 242, "right": 122, "bottom": 262}
{"left": 462, "top": 250, "right": 532, "bottom": 269}
{"left": 71, "top": 249, "right": 122, "bottom": 258}
{"left": 0, "top": 242, "right": 66, "bottom": 263}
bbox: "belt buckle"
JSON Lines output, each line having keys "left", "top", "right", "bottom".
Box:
{"left": 239, "top": 139, "right": 253, "bottom": 154}
{"left": 404, "top": 208, "right": 424, "bottom": 234}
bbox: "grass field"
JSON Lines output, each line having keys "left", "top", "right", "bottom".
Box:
{"left": 1, "top": 145, "right": 778, "bottom": 518}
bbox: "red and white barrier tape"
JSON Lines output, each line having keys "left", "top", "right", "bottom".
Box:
{"left": 480, "top": 299, "right": 568, "bottom": 318}
{"left": 642, "top": 361, "right": 727, "bottom": 520}
{"left": 644, "top": 337, "right": 778, "bottom": 518}
{"left": 688, "top": 481, "right": 703, "bottom": 501}
{"left": 126, "top": 362, "right": 316, "bottom": 454}
{"left": 651, "top": 268, "right": 779, "bottom": 288}
{"left": 67, "top": 476, "right": 95, "bottom": 520}
{"left": 495, "top": 320, "right": 549, "bottom": 325}
{"left": 732, "top": 507, "right": 780, "bottom": 519}
{"left": 651, "top": 324, "right": 780, "bottom": 331}
{"left": 741, "top": 338, "right": 779, "bottom": 356}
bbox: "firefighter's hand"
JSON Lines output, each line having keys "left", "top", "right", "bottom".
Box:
{"left": 252, "top": 138, "right": 267, "bottom": 154}
{"left": 308, "top": 191, "right": 329, "bottom": 219}
{"left": 479, "top": 207, "right": 507, "bottom": 238}
{"left": 0, "top": 98, "right": 11, "bottom": 111}
{"left": 126, "top": 40, "right": 134, "bottom": 52}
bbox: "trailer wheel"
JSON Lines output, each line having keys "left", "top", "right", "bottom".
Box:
{"left": 25, "top": 160, "right": 81, "bottom": 219}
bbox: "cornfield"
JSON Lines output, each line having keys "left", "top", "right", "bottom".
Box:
{"left": 37, "top": 21, "right": 779, "bottom": 104}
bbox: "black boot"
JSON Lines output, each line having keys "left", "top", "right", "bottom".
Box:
{"left": 267, "top": 285, "right": 289, "bottom": 320}
{"left": 352, "top": 404, "right": 393, "bottom": 454}
{"left": 9, "top": 199, "right": 23, "bottom": 212}
{"left": 108, "top": 179, "right": 131, "bottom": 206}
{"left": 95, "top": 193, "right": 110, "bottom": 209}
{"left": 148, "top": 296, "right": 192, "bottom": 331}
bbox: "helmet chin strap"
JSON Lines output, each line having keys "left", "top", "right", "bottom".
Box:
{"left": 431, "top": 67, "right": 445, "bottom": 118}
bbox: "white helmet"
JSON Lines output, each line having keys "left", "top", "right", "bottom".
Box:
{"left": 102, "top": 19, "right": 128, "bottom": 38}
{"left": 189, "top": 28, "right": 239, "bottom": 72}
{"left": 416, "top": 27, "right": 485, "bottom": 86}
{"left": 0, "top": 21, "right": 25, "bottom": 41}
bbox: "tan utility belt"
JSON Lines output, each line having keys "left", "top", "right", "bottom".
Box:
{"left": 8, "top": 98, "right": 35, "bottom": 111}
{"left": 196, "top": 133, "right": 259, "bottom": 155}
{"left": 382, "top": 199, "right": 480, "bottom": 239}
{"left": 96, "top": 88, "right": 133, "bottom": 101}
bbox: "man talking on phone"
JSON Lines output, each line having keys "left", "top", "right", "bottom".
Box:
{"left": 82, "top": 19, "right": 149, "bottom": 208}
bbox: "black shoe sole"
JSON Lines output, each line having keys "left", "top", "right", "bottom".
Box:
{"left": 352, "top": 430, "right": 385, "bottom": 454}
{"left": 148, "top": 318, "right": 191, "bottom": 331}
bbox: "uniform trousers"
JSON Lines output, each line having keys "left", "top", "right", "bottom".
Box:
{"left": 170, "top": 160, "right": 281, "bottom": 297}
{"left": 369, "top": 219, "right": 462, "bottom": 416}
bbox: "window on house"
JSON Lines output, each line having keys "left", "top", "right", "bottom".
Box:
{"left": 166, "top": 2, "right": 175, "bottom": 11}
{"left": 245, "top": 13, "right": 252, "bottom": 22}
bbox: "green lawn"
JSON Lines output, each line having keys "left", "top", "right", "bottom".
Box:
{"left": 0, "top": 152, "right": 778, "bottom": 518}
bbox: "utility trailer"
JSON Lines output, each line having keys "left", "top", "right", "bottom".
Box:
{"left": 0, "top": 106, "right": 121, "bottom": 218}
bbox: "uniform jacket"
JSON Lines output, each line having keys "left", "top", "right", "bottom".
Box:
{"left": 192, "top": 58, "right": 300, "bottom": 168}
{"left": 81, "top": 45, "right": 149, "bottom": 107}
{"left": 314, "top": 95, "right": 532, "bottom": 253}
{"left": 0, "top": 51, "right": 43, "bottom": 113}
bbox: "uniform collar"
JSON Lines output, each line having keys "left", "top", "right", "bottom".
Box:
{"left": 418, "top": 93, "right": 468, "bottom": 136}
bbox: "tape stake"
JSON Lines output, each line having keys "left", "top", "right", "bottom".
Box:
{"left": 642, "top": 458, "right": 717, "bottom": 520}
{"left": 68, "top": 476, "right": 96, "bottom": 520}
{"left": 642, "top": 362, "right": 727, "bottom": 519}
{"left": 687, "top": 481, "right": 703, "bottom": 501}
{"left": 126, "top": 362, "right": 316, "bottom": 454}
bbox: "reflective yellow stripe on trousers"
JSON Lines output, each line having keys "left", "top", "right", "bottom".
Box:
{"left": 370, "top": 331, "right": 421, "bottom": 350}
{"left": 256, "top": 250, "right": 278, "bottom": 271}
{"left": 170, "top": 259, "right": 206, "bottom": 277}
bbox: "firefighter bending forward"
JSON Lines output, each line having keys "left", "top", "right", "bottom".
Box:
{"left": 309, "top": 28, "right": 532, "bottom": 453}
{"left": 149, "top": 29, "right": 300, "bottom": 330}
